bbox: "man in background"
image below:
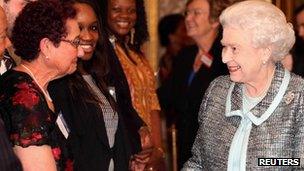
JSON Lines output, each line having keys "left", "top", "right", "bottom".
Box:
{"left": 0, "top": 0, "right": 36, "bottom": 73}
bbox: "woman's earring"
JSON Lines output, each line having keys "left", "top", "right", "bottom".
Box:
{"left": 130, "top": 28, "right": 135, "bottom": 45}
{"left": 262, "top": 60, "right": 267, "bottom": 65}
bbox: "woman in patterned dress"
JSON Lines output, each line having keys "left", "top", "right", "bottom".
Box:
{"left": 102, "top": 1, "right": 165, "bottom": 169}
{"left": 0, "top": 0, "right": 83, "bottom": 170}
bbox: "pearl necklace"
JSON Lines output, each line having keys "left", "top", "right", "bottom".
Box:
{"left": 20, "top": 64, "right": 53, "bottom": 102}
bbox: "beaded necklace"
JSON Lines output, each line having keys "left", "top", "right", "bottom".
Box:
{"left": 20, "top": 64, "right": 52, "bottom": 102}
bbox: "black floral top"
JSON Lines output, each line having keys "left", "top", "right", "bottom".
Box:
{"left": 0, "top": 70, "right": 70, "bottom": 170}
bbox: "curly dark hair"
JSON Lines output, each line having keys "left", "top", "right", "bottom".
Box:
{"left": 158, "top": 14, "right": 184, "bottom": 46}
{"left": 132, "top": 0, "right": 149, "bottom": 51}
{"left": 100, "top": 0, "right": 149, "bottom": 53}
{"left": 11, "top": 0, "right": 76, "bottom": 61}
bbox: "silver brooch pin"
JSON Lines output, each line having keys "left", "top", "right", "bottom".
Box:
{"left": 284, "top": 91, "right": 294, "bottom": 104}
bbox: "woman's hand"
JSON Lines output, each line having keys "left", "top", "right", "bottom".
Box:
{"left": 138, "top": 126, "right": 154, "bottom": 149}
{"left": 129, "top": 126, "right": 154, "bottom": 170}
{"left": 129, "top": 147, "right": 154, "bottom": 171}
{"left": 144, "top": 147, "right": 166, "bottom": 171}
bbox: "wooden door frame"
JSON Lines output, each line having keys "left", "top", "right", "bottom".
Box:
{"left": 273, "top": 0, "right": 295, "bottom": 21}
{"left": 144, "top": 0, "right": 159, "bottom": 72}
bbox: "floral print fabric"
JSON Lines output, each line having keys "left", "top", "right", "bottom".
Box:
{"left": 114, "top": 44, "right": 160, "bottom": 127}
{"left": 0, "top": 70, "right": 68, "bottom": 170}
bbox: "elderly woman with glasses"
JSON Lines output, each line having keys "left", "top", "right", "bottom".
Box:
{"left": 183, "top": 0, "right": 304, "bottom": 170}
{"left": 0, "top": 0, "right": 83, "bottom": 170}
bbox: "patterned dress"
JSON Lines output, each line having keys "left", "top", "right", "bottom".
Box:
{"left": 114, "top": 43, "right": 160, "bottom": 127}
{"left": 0, "top": 70, "right": 69, "bottom": 171}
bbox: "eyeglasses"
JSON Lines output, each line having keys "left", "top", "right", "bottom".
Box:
{"left": 61, "top": 37, "right": 81, "bottom": 48}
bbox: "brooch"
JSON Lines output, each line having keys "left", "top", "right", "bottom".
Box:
{"left": 284, "top": 91, "right": 294, "bottom": 105}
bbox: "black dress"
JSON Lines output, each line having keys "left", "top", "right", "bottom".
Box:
{"left": 0, "top": 70, "right": 69, "bottom": 170}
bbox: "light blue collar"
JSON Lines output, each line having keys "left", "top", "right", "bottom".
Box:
{"left": 225, "top": 69, "right": 290, "bottom": 126}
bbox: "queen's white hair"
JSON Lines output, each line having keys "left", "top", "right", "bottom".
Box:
{"left": 219, "top": 0, "right": 295, "bottom": 61}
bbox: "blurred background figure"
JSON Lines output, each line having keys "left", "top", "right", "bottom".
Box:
{"left": 1, "top": 0, "right": 35, "bottom": 37}
{"left": 296, "top": 4, "right": 304, "bottom": 40}
{"left": 49, "top": 0, "right": 152, "bottom": 170}
{"left": 184, "top": 0, "right": 303, "bottom": 170}
{"left": 158, "top": 0, "right": 241, "bottom": 168}
{"left": 0, "top": 4, "right": 11, "bottom": 75}
{"left": 0, "top": 0, "right": 84, "bottom": 170}
{"left": 291, "top": 4, "right": 304, "bottom": 77}
{"left": 158, "top": 13, "right": 193, "bottom": 85}
{"left": 0, "top": 0, "right": 37, "bottom": 74}
{"left": 158, "top": 13, "right": 193, "bottom": 171}
{"left": 0, "top": 5, "right": 22, "bottom": 171}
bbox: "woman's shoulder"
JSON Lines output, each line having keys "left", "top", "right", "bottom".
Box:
{"left": 49, "top": 73, "right": 83, "bottom": 97}
{"left": 210, "top": 75, "right": 232, "bottom": 89}
{"left": 48, "top": 74, "right": 76, "bottom": 112}
{"left": 0, "top": 70, "right": 38, "bottom": 98}
{"left": 175, "top": 45, "right": 198, "bottom": 61}
{"left": 48, "top": 75, "right": 71, "bottom": 93}
{"left": 0, "top": 69, "right": 31, "bottom": 87}
{"left": 203, "top": 75, "right": 232, "bottom": 98}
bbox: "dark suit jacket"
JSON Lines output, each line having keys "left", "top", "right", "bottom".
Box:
{"left": 49, "top": 73, "right": 143, "bottom": 171}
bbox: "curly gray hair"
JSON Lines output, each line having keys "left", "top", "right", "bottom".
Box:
{"left": 219, "top": 0, "right": 295, "bottom": 61}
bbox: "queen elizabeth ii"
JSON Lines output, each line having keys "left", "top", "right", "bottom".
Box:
{"left": 182, "top": 0, "right": 304, "bottom": 170}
